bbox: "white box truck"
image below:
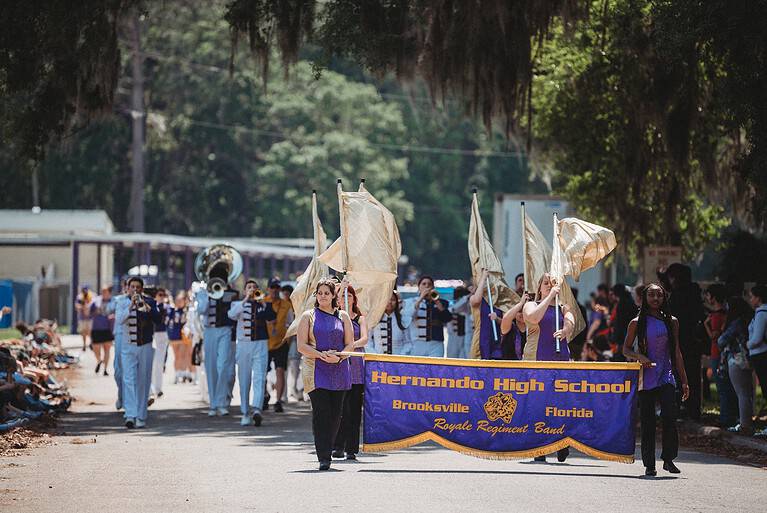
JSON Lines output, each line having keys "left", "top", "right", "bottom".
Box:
{"left": 492, "top": 194, "right": 612, "bottom": 302}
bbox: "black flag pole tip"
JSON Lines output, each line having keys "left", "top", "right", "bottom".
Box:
{"left": 337, "top": 178, "right": 342, "bottom": 184}
{"left": 360, "top": 178, "right": 366, "bottom": 183}
{"left": 472, "top": 187, "right": 478, "bottom": 194}
{"left": 312, "top": 189, "right": 316, "bottom": 194}
{"left": 521, "top": 201, "right": 525, "bottom": 206}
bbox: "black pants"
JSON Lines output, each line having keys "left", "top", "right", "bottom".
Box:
{"left": 750, "top": 352, "right": 767, "bottom": 407}
{"left": 334, "top": 383, "right": 364, "bottom": 455}
{"left": 309, "top": 388, "right": 346, "bottom": 462}
{"left": 639, "top": 383, "right": 678, "bottom": 469}
{"left": 682, "top": 350, "right": 702, "bottom": 420}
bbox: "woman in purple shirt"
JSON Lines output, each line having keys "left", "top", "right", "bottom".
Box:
{"left": 296, "top": 278, "right": 354, "bottom": 471}
{"left": 623, "top": 283, "right": 689, "bottom": 476}
{"left": 333, "top": 282, "right": 368, "bottom": 460}
{"left": 523, "top": 273, "right": 575, "bottom": 463}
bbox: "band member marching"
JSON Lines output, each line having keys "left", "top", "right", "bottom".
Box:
{"left": 228, "top": 280, "right": 276, "bottom": 426}
{"left": 333, "top": 281, "right": 368, "bottom": 460}
{"left": 446, "top": 286, "right": 472, "bottom": 358}
{"left": 196, "top": 280, "right": 239, "bottom": 417}
{"left": 522, "top": 273, "right": 575, "bottom": 462}
{"left": 115, "top": 277, "right": 161, "bottom": 429}
{"left": 150, "top": 288, "right": 172, "bottom": 401}
{"left": 296, "top": 278, "right": 354, "bottom": 471}
{"left": 622, "top": 283, "right": 689, "bottom": 476}
{"left": 370, "top": 291, "right": 409, "bottom": 355}
{"left": 167, "top": 291, "right": 192, "bottom": 384}
{"left": 403, "top": 276, "right": 452, "bottom": 357}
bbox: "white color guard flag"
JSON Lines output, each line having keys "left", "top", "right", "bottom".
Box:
{"left": 523, "top": 211, "right": 586, "bottom": 337}
{"left": 318, "top": 181, "right": 401, "bottom": 326}
{"left": 550, "top": 216, "right": 617, "bottom": 282}
{"left": 285, "top": 192, "right": 329, "bottom": 339}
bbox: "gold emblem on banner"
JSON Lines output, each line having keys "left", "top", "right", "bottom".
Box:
{"left": 483, "top": 392, "right": 517, "bottom": 424}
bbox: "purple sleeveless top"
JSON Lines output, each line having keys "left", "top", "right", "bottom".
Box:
{"left": 536, "top": 305, "right": 569, "bottom": 361}
{"left": 349, "top": 318, "right": 365, "bottom": 384}
{"left": 640, "top": 316, "right": 676, "bottom": 390}
{"left": 313, "top": 309, "right": 351, "bottom": 391}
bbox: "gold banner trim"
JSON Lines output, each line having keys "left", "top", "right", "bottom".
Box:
{"left": 363, "top": 431, "right": 634, "bottom": 464}
{"left": 341, "top": 352, "right": 641, "bottom": 371}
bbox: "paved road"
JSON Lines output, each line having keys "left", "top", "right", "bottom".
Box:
{"left": 2, "top": 337, "right": 765, "bottom": 512}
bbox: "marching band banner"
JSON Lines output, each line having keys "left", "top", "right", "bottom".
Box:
{"left": 362, "top": 354, "right": 640, "bottom": 463}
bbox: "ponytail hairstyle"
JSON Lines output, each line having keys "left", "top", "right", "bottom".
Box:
{"left": 636, "top": 283, "right": 675, "bottom": 357}
{"left": 313, "top": 278, "right": 338, "bottom": 310}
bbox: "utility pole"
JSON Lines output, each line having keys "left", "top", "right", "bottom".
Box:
{"left": 128, "top": 12, "right": 145, "bottom": 232}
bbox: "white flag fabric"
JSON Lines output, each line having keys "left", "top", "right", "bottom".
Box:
{"left": 550, "top": 217, "right": 617, "bottom": 282}
{"left": 285, "top": 192, "right": 329, "bottom": 339}
{"left": 468, "top": 192, "right": 520, "bottom": 358}
{"left": 318, "top": 182, "right": 401, "bottom": 326}
{"left": 523, "top": 211, "right": 586, "bottom": 338}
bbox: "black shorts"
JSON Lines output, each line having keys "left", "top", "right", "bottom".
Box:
{"left": 91, "top": 329, "right": 114, "bottom": 344}
{"left": 267, "top": 343, "right": 289, "bottom": 370}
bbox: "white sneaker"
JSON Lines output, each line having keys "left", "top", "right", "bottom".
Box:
{"left": 240, "top": 415, "right": 252, "bottom": 426}
{"left": 135, "top": 419, "right": 146, "bottom": 428}
{"left": 207, "top": 409, "right": 217, "bottom": 417}
{"left": 217, "top": 407, "right": 229, "bottom": 416}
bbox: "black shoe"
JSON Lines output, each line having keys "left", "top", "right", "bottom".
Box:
{"left": 252, "top": 412, "right": 262, "bottom": 426}
{"left": 331, "top": 449, "right": 345, "bottom": 459}
{"left": 346, "top": 453, "right": 357, "bottom": 460}
{"left": 557, "top": 448, "right": 569, "bottom": 463}
{"left": 263, "top": 396, "right": 270, "bottom": 411}
{"left": 274, "top": 401, "right": 284, "bottom": 413}
{"left": 125, "top": 419, "right": 135, "bottom": 429}
{"left": 319, "top": 460, "right": 331, "bottom": 471}
{"left": 534, "top": 456, "right": 546, "bottom": 462}
{"left": 157, "top": 391, "right": 164, "bottom": 398}
{"left": 95, "top": 362, "right": 101, "bottom": 374}
{"left": 103, "top": 370, "right": 109, "bottom": 376}
{"left": 645, "top": 467, "right": 657, "bottom": 476}
{"left": 663, "top": 461, "right": 681, "bottom": 474}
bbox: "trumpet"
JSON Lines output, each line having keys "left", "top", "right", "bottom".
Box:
{"left": 250, "top": 289, "right": 265, "bottom": 302}
{"left": 428, "top": 290, "right": 440, "bottom": 301}
{"left": 132, "top": 293, "right": 147, "bottom": 311}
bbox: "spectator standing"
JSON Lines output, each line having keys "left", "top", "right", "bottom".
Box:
{"left": 90, "top": 285, "right": 114, "bottom": 376}
{"left": 704, "top": 284, "right": 738, "bottom": 427}
{"left": 663, "top": 263, "right": 706, "bottom": 421}
{"left": 717, "top": 297, "right": 754, "bottom": 434}
{"left": 264, "top": 278, "right": 292, "bottom": 412}
{"left": 609, "top": 284, "right": 636, "bottom": 361}
{"left": 75, "top": 285, "right": 94, "bottom": 351}
{"left": 747, "top": 284, "right": 767, "bottom": 435}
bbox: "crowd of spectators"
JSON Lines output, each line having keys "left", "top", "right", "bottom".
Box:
{"left": 0, "top": 317, "right": 74, "bottom": 431}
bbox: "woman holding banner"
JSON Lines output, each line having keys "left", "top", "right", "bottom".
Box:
{"left": 333, "top": 282, "right": 368, "bottom": 460}
{"left": 623, "top": 283, "right": 689, "bottom": 476}
{"left": 296, "top": 278, "right": 354, "bottom": 471}
{"left": 523, "top": 272, "right": 575, "bottom": 462}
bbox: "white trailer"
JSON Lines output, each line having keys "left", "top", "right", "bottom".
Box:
{"left": 492, "top": 194, "right": 612, "bottom": 302}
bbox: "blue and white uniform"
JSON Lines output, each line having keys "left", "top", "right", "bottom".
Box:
{"left": 116, "top": 295, "right": 160, "bottom": 424}
{"left": 196, "top": 288, "right": 238, "bottom": 412}
{"left": 107, "top": 294, "right": 131, "bottom": 409}
{"left": 228, "top": 299, "right": 276, "bottom": 418}
{"left": 150, "top": 302, "right": 172, "bottom": 396}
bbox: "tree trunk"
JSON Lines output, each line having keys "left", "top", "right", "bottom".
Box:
{"left": 128, "top": 12, "right": 145, "bottom": 233}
